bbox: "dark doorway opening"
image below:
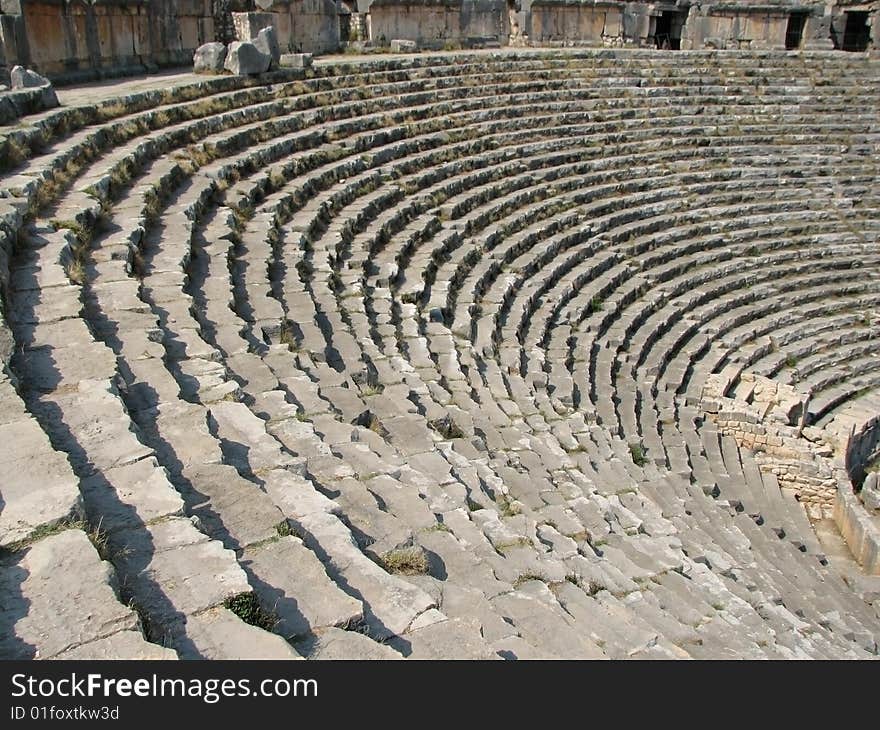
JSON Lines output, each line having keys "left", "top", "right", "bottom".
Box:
{"left": 654, "top": 10, "right": 686, "bottom": 50}
{"left": 785, "top": 12, "right": 809, "bottom": 49}
{"left": 339, "top": 12, "right": 352, "bottom": 44}
{"left": 842, "top": 11, "right": 870, "bottom": 51}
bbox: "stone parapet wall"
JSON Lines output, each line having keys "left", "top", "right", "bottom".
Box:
{"left": 834, "top": 481, "right": 880, "bottom": 573}
{"left": 824, "top": 397, "right": 880, "bottom": 487}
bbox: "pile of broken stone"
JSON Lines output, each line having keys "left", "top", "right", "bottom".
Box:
{"left": 193, "top": 26, "right": 313, "bottom": 76}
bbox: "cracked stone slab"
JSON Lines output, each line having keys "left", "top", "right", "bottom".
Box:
{"left": 109, "top": 517, "right": 251, "bottom": 632}
{"left": 297, "top": 627, "right": 402, "bottom": 659}
{"left": 242, "top": 536, "right": 363, "bottom": 640}
{"left": 33, "top": 379, "right": 154, "bottom": 472}
{"left": 295, "top": 510, "right": 437, "bottom": 638}
{"left": 0, "top": 418, "right": 82, "bottom": 548}
{"left": 174, "top": 607, "right": 302, "bottom": 660}
{"left": 0, "top": 530, "right": 145, "bottom": 659}
{"left": 403, "top": 616, "right": 501, "bottom": 659}
{"left": 54, "top": 631, "right": 178, "bottom": 660}
{"left": 79, "top": 456, "right": 185, "bottom": 534}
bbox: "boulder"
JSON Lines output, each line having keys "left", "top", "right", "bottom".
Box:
{"left": 390, "top": 39, "right": 418, "bottom": 53}
{"left": 223, "top": 41, "right": 272, "bottom": 76}
{"left": 193, "top": 42, "right": 227, "bottom": 74}
{"left": 10, "top": 65, "right": 51, "bottom": 89}
{"left": 254, "top": 26, "right": 281, "bottom": 69}
{"left": 280, "top": 53, "right": 313, "bottom": 69}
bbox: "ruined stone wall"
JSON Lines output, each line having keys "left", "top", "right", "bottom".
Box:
{"left": 369, "top": 0, "right": 507, "bottom": 45}
{"left": 701, "top": 369, "right": 880, "bottom": 572}
{"left": 0, "top": 0, "right": 216, "bottom": 79}
{"left": 829, "top": 1, "right": 877, "bottom": 49}
{"left": 526, "top": 0, "right": 872, "bottom": 50}
{"left": 369, "top": 0, "right": 461, "bottom": 45}
{"left": 702, "top": 372, "right": 840, "bottom": 517}
{"left": 460, "top": 0, "right": 508, "bottom": 39}
{"left": 834, "top": 482, "right": 880, "bottom": 573}
{"left": 681, "top": 3, "right": 798, "bottom": 50}
{"left": 530, "top": 1, "right": 628, "bottom": 45}
{"left": 234, "top": 1, "right": 339, "bottom": 54}
{"left": 825, "top": 402, "right": 880, "bottom": 487}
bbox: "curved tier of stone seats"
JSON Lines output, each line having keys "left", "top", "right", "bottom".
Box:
{"left": 1, "top": 49, "right": 879, "bottom": 660}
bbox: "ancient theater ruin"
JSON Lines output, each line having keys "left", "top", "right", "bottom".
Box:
{"left": 0, "top": 0, "right": 878, "bottom": 659}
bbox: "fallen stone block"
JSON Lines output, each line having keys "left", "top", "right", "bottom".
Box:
{"left": 193, "top": 42, "right": 227, "bottom": 75}
{"left": 280, "top": 53, "right": 313, "bottom": 69}
{"left": 10, "top": 65, "right": 51, "bottom": 90}
{"left": 224, "top": 42, "right": 272, "bottom": 76}
{"left": 254, "top": 27, "right": 281, "bottom": 69}
{"left": 391, "top": 39, "right": 418, "bottom": 53}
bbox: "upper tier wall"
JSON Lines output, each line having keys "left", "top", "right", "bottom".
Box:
{"left": 0, "top": 0, "right": 876, "bottom": 83}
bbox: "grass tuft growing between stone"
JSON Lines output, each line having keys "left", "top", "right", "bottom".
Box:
{"left": 629, "top": 442, "right": 648, "bottom": 467}
{"left": 223, "top": 593, "right": 277, "bottom": 632}
{"left": 379, "top": 546, "right": 428, "bottom": 576}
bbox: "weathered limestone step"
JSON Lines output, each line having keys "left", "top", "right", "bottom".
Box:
{"left": 242, "top": 536, "right": 364, "bottom": 641}
{"left": 400, "top": 615, "right": 500, "bottom": 659}
{"left": 78, "top": 456, "right": 185, "bottom": 534}
{"left": 2, "top": 49, "right": 879, "bottom": 660}
{"left": 174, "top": 607, "right": 302, "bottom": 660}
{"left": 553, "top": 580, "right": 684, "bottom": 659}
{"left": 296, "top": 627, "right": 403, "bottom": 659}
{"left": 0, "top": 397, "right": 82, "bottom": 547}
{"left": 490, "top": 581, "right": 608, "bottom": 659}
{"left": 0, "top": 529, "right": 176, "bottom": 660}
{"left": 178, "top": 462, "right": 286, "bottom": 551}
{"left": 208, "top": 400, "right": 301, "bottom": 476}
{"left": 30, "top": 379, "right": 154, "bottom": 473}
{"left": 294, "top": 510, "right": 437, "bottom": 639}
{"left": 107, "top": 517, "right": 254, "bottom": 651}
